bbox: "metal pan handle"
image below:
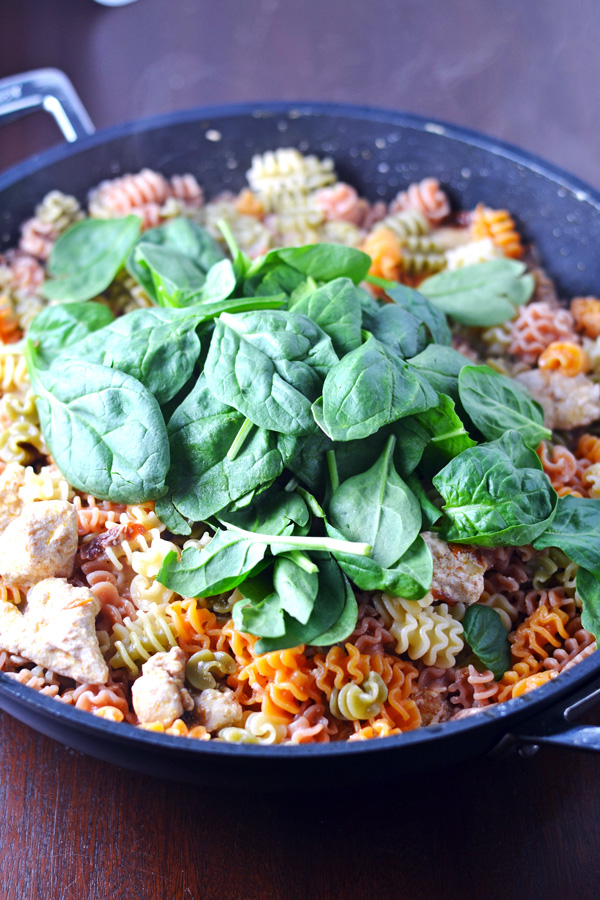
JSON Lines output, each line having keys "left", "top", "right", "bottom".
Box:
{"left": 0, "top": 68, "right": 95, "bottom": 143}
{"left": 490, "top": 669, "right": 600, "bottom": 758}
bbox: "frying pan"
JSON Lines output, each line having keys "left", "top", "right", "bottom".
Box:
{"left": 1, "top": 69, "right": 600, "bottom": 789}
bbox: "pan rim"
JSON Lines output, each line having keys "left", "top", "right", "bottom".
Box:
{"left": 1, "top": 100, "right": 600, "bottom": 213}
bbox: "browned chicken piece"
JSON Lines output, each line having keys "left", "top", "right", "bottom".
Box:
{"left": 411, "top": 688, "right": 453, "bottom": 726}
{"left": 193, "top": 688, "right": 243, "bottom": 733}
{"left": 0, "top": 577, "right": 108, "bottom": 683}
{"left": 0, "top": 500, "right": 78, "bottom": 587}
{"left": 131, "top": 647, "right": 194, "bottom": 727}
{"left": 422, "top": 531, "right": 486, "bottom": 606}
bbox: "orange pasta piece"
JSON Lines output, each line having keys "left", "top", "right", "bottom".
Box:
{"left": 511, "top": 670, "right": 557, "bottom": 698}
{"left": 571, "top": 296, "right": 600, "bottom": 338}
{"left": 361, "top": 227, "right": 402, "bottom": 283}
{"left": 313, "top": 643, "right": 370, "bottom": 699}
{"left": 234, "top": 188, "right": 265, "bottom": 219}
{"left": 577, "top": 433, "right": 600, "bottom": 464}
{"left": 0, "top": 297, "right": 22, "bottom": 344}
{"left": 471, "top": 203, "right": 523, "bottom": 258}
{"left": 538, "top": 340, "right": 589, "bottom": 376}
{"left": 537, "top": 441, "right": 589, "bottom": 498}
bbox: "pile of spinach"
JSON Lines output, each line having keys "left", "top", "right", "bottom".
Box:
{"left": 25, "top": 215, "right": 600, "bottom": 664}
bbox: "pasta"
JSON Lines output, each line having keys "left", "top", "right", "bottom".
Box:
{"left": 0, "top": 148, "right": 597, "bottom": 748}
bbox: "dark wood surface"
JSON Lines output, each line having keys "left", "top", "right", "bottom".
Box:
{"left": 1, "top": 2, "right": 600, "bottom": 898}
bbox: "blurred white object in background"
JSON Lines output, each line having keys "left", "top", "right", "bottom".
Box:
{"left": 93, "top": 0, "right": 140, "bottom": 6}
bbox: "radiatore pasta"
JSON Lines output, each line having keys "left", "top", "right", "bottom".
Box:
{"left": 0, "top": 150, "right": 598, "bottom": 745}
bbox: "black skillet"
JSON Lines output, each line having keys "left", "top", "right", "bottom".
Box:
{"left": 0, "top": 70, "right": 599, "bottom": 789}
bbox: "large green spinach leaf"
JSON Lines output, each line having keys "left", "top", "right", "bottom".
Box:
{"left": 162, "top": 375, "right": 297, "bottom": 524}
{"left": 289, "top": 277, "right": 363, "bottom": 357}
{"left": 317, "top": 335, "right": 437, "bottom": 441}
{"left": 42, "top": 216, "right": 142, "bottom": 302}
{"left": 28, "top": 302, "right": 115, "bottom": 365}
{"left": 59, "top": 306, "right": 205, "bottom": 405}
{"left": 205, "top": 310, "right": 338, "bottom": 435}
{"left": 327, "top": 436, "right": 422, "bottom": 568}
{"left": 433, "top": 431, "right": 558, "bottom": 546}
{"left": 158, "top": 530, "right": 268, "bottom": 597}
{"left": 458, "top": 365, "right": 551, "bottom": 447}
{"left": 126, "top": 218, "right": 224, "bottom": 302}
{"left": 248, "top": 243, "right": 371, "bottom": 285}
{"left": 419, "top": 259, "right": 535, "bottom": 326}
{"left": 408, "top": 344, "right": 472, "bottom": 402}
{"left": 26, "top": 342, "right": 169, "bottom": 503}
{"left": 533, "top": 495, "right": 600, "bottom": 573}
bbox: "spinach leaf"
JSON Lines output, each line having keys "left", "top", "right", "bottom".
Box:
{"left": 192, "top": 259, "right": 237, "bottom": 305}
{"left": 162, "top": 375, "right": 297, "bottom": 524}
{"left": 273, "top": 556, "right": 319, "bottom": 624}
{"left": 419, "top": 259, "right": 535, "bottom": 326}
{"left": 134, "top": 243, "right": 207, "bottom": 307}
{"left": 286, "top": 429, "right": 333, "bottom": 492}
{"left": 332, "top": 416, "right": 430, "bottom": 485}
{"left": 433, "top": 431, "right": 558, "bottom": 546}
{"left": 59, "top": 306, "right": 205, "bottom": 405}
{"left": 26, "top": 342, "right": 169, "bottom": 503}
{"left": 238, "top": 569, "right": 275, "bottom": 604}
{"left": 127, "top": 218, "right": 224, "bottom": 301}
{"left": 158, "top": 530, "right": 269, "bottom": 597}
{"left": 462, "top": 605, "right": 511, "bottom": 679}
{"left": 220, "top": 485, "right": 309, "bottom": 535}
{"left": 307, "top": 576, "right": 358, "bottom": 646}
{"left": 245, "top": 264, "right": 306, "bottom": 299}
{"left": 28, "top": 302, "right": 115, "bottom": 365}
{"left": 361, "top": 302, "right": 428, "bottom": 359}
{"left": 458, "top": 365, "right": 551, "bottom": 447}
{"left": 327, "top": 436, "right": 422, "bottom": 568}
{"left": 408, "top": 344, "right": 472, "bottom": 401}
{"left": 385, "top": 283, "right": 452, "bottom": 346}
{"left": 326, "top": 530, "right": 433, "bottom": 599}
{"left": 154, "top": 494, "right": 192, "bottom": 536}
{"left": 233, "top": 592, "right": 286, "bottom": 638}
{"left": 249, "top": 244, "right": 371, "bottom": 285}
{"left": 289, "top": 277, "right": 363, "bottom": 357}
{"left": 575, "top": 567, "right": 600, "bottom": 642}
{"left": 533, "top": 495, "right": 600, "bottom": 573}
{"left": 42, "top": 216, "right": 142, "bottom": 303}
{"left": 254, "top": 555, "right": 349, "bottom": 653}
{"left": 405, "top": 474, "right": 442, "bottom": 529}
{"left": 205, "top": 310, "right": 338, "bottom": 436}
{"left": 414, "top": 393, "right": 476, "bottom": 463}
{"left": 318, "top": 335, "right": 438, "bottom": 441}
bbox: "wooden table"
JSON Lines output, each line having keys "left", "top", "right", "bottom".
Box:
{"left": 1, "top": 1, "right": 600, "bottom": 897}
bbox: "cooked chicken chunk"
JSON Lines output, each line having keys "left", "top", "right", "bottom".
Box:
{"left": 422, "top": 531, "right": 486, "bottom": 605}
{"left": 0, "top": 463, "right": 26, "bottom": 533}
{"left": 0, "top": 500, "right": 78, "bottom": 587}
{"left": 132, "top": 647, "right": 193, "bottom": 727}
{"left": 0, "top": 577, "right": 108, "bottom": 683}
{"left": 411, "top": 688, "right": 453, "bottom": 726}
{"left": 194, "top": 688, "right": 243, "bottom": 733}
{"left": 515, "top": 369, "right": 600, "bottom": 430}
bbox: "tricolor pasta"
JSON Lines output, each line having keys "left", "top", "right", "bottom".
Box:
{"left": 0, "top": 150, "right": 597, "bottom": 744}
